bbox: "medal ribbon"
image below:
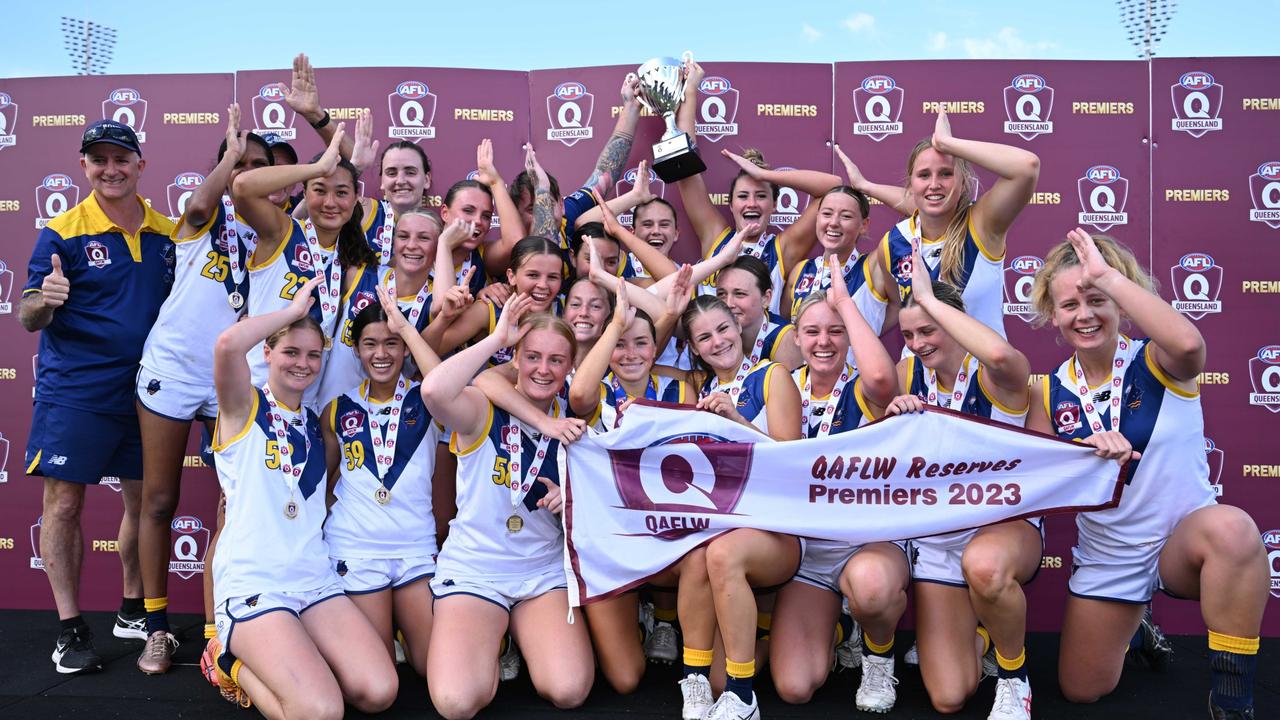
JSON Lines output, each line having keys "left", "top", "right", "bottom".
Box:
{"left": 361, "top": 376, "right": 410, "bottom": 480}
{"left": 218, "top": 195, "right": 251, "bottom": 305}
{"left": 263, "top": 384, "right": 310, "bottom": 504}
{"left": 1069, "top": 336, "right": 1131, "bottom": 434}
{"left": 801, "top": 364, "right": 852, "bottom": 438}
{"left": 923, "top": 353, "right": 975, "bottom": 410}
{"left": 378, "top": 204, "right": 395, "bottom": 265}
{"left": 505, "top": 401, "right": 558, "bottom": 507}
{"left": 302, "top": 219, "right": 343, "bottom": 342}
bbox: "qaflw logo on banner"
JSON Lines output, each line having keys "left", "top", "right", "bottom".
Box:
{"left": 1249, "top": 162, "right": 1280, "bottom": 229}
{"left": 1170, "top": 252, "right": 1222, "bottom": 320}
{"left": 696, "top": 76, "right": 739, "bottom": 143}
{"left": 0, "top": 91, "right": 17, "bottom": 150}
{"left": 1077, "top": 164, "right": 1129, "bottom": 232}
{"left": 388, "top": 81, "right": 437, "bottom": 141}
{"left": 103, "top": 88, "right": 148, "bottom": 143}
{"left": 252, "top": 83, "right": 296, "bottom": 141}
{"left": 853, "top": 75, "right": 904, "bottom": 142}
{"left": 1002, "top": 255, "right": 1042, "bottom": 322}
{"left": 1171, "top": 71, "right": 1224, "bottom": 138}
{"left": 1249, "top": 345, "right": 1280, "bottom": 413}
{"left": 546, "top": 82, "right": 593, "bottom": 146}
{"left": 34, "top": 173, "right": 81, "bottom": 230}
{"left": 1003, "top": 74, "right": 1054, "bottom": 140}
{"left": 610, "top": 433, "right": 752, "bottom": 539}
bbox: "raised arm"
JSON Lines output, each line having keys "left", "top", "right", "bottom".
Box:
{"left": 429, "top": 218, "right": 474, "bottom": 317}
{"left": 590, "top": 182, "right": 676, "bottom": 280}
{"left": 581, "top": 74, "right": 642, "bottom": 191}
{"left": 834, "top": 144, "right": 914, "bottom": 216}
{"left": 233, "top": 124, "right": 346, "bottom": 264}
{"left": 423, "top": 286, "right": 483, "bottom": 355}
{"left": 180, "top": 104, "right": 246, "bottom": 238}
{"left": 377, "top": 283, "right": 443, "bottom": 376}
{"left": 720, "top": 149, "right": 842, "bottom": 271}
{"left": 672, "top": 58, "right": 731, "bottom": 254}
{"left": 284, "top": 53, "right": 354, "bottom": 162}
{"left": 569, "top": 278, "right": 631, "bottom": 416}
{"left": 932, "top": 110, "right": 1039, "bottom": 255}
{"left": 827, "top": 254, "right": 897, "bottom": 410}
{"left": 525, "top": 145, "right": 558, "bottom": 241}
{"left": 586, "top": 237, "right": 665, "bottom": 320}
{"left": 476, "top": 138, "right": 527, "bottom": 276}
{"left": 647, "top": 224, "right": 750, "bottom": 296}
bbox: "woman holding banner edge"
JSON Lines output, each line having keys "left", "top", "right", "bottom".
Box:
{"left": 1029, "top": 229, "right": 1266, "bottom": 720}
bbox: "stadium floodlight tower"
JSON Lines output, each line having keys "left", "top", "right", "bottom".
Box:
{"left": 1116, "top": 0, "right": 1178, "bottom": 60}
{"left": 60, "top": 17, "right": 117, "bottom": 75}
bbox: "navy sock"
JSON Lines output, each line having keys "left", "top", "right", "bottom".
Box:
{"left": 60, "top": 615, "right": 86, "bottom": 633}
{"left": 120, "top": 596, "right": 144, "bottom": 615}
{"left": 145, "top": 610, "right": 170, "bottom": 634}
{"left": 1210, "top": 650, "right": 1257, "bottom": 711}
{"left": 724, "top": 673, "right": 753, "bottom": 704}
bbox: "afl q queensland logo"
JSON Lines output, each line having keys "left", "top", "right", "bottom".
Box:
{"left": 1170, "top": 71, "right": 1223, "bottom": 138}
{"left": 30, "top": 515, "right": 44, "bottom": 570}
{"left": 1002, "top": 255, "right": 1043, "bottom": 322}
{"left": 35, "top": 173, "right": 81, "bottom": 230}
{"left": 252, "top": 83, "right": 296, "bottom": 141}
{"left": 853, "top": 75, "right": 904, "bottom": 142}
{"left": 1248, "top": 161, "right": 1280, "bottom": 229}
{"left": 1002, "top": 74, "right": 1054, "bottom": 140}
{"left": 609, "top": 432, "right": 753, "bottom": 540}
{"left": 169, "top": 515, "right": 209, "bottom": 580}
{"left": 388, "top": 81, "right": 437, "bottom": 141}
{"left": 1076, "top": 164, "right": 1129, "bottom": 232}
{"left": 1204, "top": 437, "right": 1223, "bottom": 497}
{"left": 546, "top": 81, "right": 594, "bottom": 146}
{"left": 166, "top": 172, "right": 205, "bottom": 220}
{"left": 0, "top": 91, "right": 17, "bottom": 150}
{"left": 1169, "top": 252, "right": 1222, "bottom": 320}
{"left": 615, "top": 165, "right": 665, "bottom": 225}
{"left": 770, "top": 167, "right": 808, "bottom": 231}
{"left": 1249, "top": 345, "right": 1280, "bottom": 413}
{"left": 1263, "top": 529, "right": 1280, "bottom": 598}
{"left": 696, "top": 76, "right": 740, "bottom": 143}
{"left": 103, "top": 88, "right": 147, "bottom": 143}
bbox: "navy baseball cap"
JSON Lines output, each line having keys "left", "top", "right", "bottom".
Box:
{"left": 260, "top": 133, "right": 299, "bottom": 164}
{"left": 80, "top": 119, "right": 142, "bottom": 156}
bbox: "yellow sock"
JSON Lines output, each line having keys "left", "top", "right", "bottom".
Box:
{"left": 976, "top": 626, "right": 991, "bottom": 655}
{"left": 725, "top": 657, "right": 756, "bottom": 679}
{"left": 1208, "top": 630, "right": 1259, "bottom": 655}
{"left": 143, "top": 597, "right": 168, "bottom": 613}
{"left": 755, "top": 612, "right": 772, "bottom": 632}
{"left": 864, "top": 632, "right": 894, "bottom": 656}
{"left": 204, "top": 623, "right": 217, "bottom": 640}
{"left": 997, "top": 647, "right": 1026, "bottom": 671}
{"left": 654, "top": 607, "right": 677, "bottom": 623}
{"left": 683, "top": 646, "right": 713, "bottom": 668}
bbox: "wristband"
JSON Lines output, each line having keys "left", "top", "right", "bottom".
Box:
{"left": 310, "top": 110, "right": 331, "bottom": 130}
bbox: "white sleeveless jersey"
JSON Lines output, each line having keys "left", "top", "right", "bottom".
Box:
{"left": 1046, "top": 338, "right": 1216, "bottom": 547}
{"left": 246, "top": 219, "right": 338, "bottom": 409}
{"left": 212, "top": 388, "right": 332, "bottom": 601}
{"left": 316, "top": 264, "right": 388, "bottom": 408}
{"left": 142, "top": 201, "right": 255, "bottom": 383}
{"left": 436, "top": 400, "right": 569, "bottom": 580}
{"left": 324, "top": 381, "right": 442, "bottom": 558}
{"left": 700, "top": 360, "right": 780, "bottom": 436}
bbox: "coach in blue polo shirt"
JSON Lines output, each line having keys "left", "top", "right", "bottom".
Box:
{"left": 19, "top": 120, "right": 175, "bottom": 674}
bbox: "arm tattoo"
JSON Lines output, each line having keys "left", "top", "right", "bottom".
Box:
{"left": 586, "top": 132, "right": 634, "bottom": 189}
{"left": 532, "top": 186, "right": 558, "bottom": 241}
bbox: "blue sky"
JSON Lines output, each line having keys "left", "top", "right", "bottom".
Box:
{"left": 2, "top": 1, "right": 1277, "bottom": 77}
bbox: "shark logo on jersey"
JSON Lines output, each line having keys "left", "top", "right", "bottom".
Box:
{"left": 1248, "top": 162, "right": 1280, "bottom": 229}
{"left": 1170, "top": 71, "right": 1223, "bottom": 138}
{"left": 35, "top": 173, "right": 81, "bottom": 230}
{"left": 1248, "top": 345, "right": 1280, "bottom": 413}
{"left": 546, "top": 82, "right": 594, "bottom": 147}
{"left": 102, "top": 88, "right": 148, "bottom": 143}
{"left": 1077, "top": 165, "right": 1129, "bottom": 232}
{"left": 853, "top": 75, "right": 904, "bottom": 142}
{"left": 388, "top": 81, "right": 437, "bottom": 142}
{"left": 1170, "top": 252, "right": 1222, "bottom": 320}
{"left": 251, "top": 83, "right": 296, "bottom": 141}
{"left": 166, "top": 172, "right": 205, "bottom": 220}
{"left": 0, "top": 92, "right": 17, "bottom": 150}
{"left": 696, "top": 76, "right": 740, "bottom": 143}
{"left": 1003, "top": 74, "right": 1054, "bottom": 140}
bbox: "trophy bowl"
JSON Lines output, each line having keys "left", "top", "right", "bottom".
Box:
{"left": 635, "top": 55, "right": 705, "bottom": 182}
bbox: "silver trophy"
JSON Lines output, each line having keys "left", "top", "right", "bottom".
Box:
{"left": 635, "top": 55, "right": 706, "bottom": 183}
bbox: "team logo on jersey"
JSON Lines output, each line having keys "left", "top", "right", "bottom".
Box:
{"left": 1002, "top": 255, "right": 1043, "bottom": 322}
{"left": 388, "top": 81, "right": 437, "bottom": 142}
{"left": 340, "top": 409, "right": 365, "bottom": 438}
{"left": 1003, "top": 74, "right": 1055, "bottom": 140}
{"left": 894, "top": 254, "right": 914, "bottom": 286}
{"left": 615, "top": 165, "right": 666, "bottom": 226}
{"left": 1076, "top": 165, "right": 1129, "bottom": 232}
{"left": 0, "top": 260, "right": 14, "bottom": 315}
{"left": 1053, "top": 401, "right": 1082, "bottom": 435}
{"left": 166, "top": 172, "right": 205, "bottom": 220}
{"left": 0, "top": 92, "right": 17, "bottom": 150}
{"left": 546, "top": 81, "right": 594, "bottom": 146}
{"left": 251, "top": 83, "right": 296, "bottom": 140}
{"left": 794, "top": 271, "right": 816, "bottom": 296}
{"left": 696, "top": 76, "right": 739, "bottom": 143}
{"left": 335, "top": 560, "right": 348, "bottom": 576}
{"left": 852, "top": 75, "right": 905, "bottom": 142}
{"left": 169, "top": 515, "right": 209, "bottom": 580}
{"left": 293, "top": 245, "right": 316, "bottom": 272}
{"left": 769, "top": 167, "right": 810, "bottom": 232}
{"left": 1263, "top": 529, "right": 1280, "bottom": 598}
{"left": 146, "top": 379, "right": 161, "bottom": 395}
{"left": 1170, "top": 71, "right": 1224, "bottom": 138}
{"left": 1205, "top": 437, "right": 1224, "bottom": 497}
{"left": 34, "top": 173, "right": 81, "bottom": 230}
{"left": 1170, "top": 252, "right": 1223, "bottom": 320}
{"left": 1248, "top": 345, "right": 1280, "bottom": 413}
{"left": 29, "top": 516, "right": 44, "bottom": 570}
{"left": 609, "top": 432, "right": 752, "bottom": 539}
{"left": 84, "top": 239, "right": 112, "bottom": 269}
{"left": 102, "top": 88, "right": 148, "bottom": 143}
{"left": 351, "top": 290, "right": 376, "bottom": 315}
{"left": 1248, "top": 162, "right": 1280, "bottom": 229}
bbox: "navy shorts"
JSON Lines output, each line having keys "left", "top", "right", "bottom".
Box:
{"left": 26, "top": 402, "right": 143, "bottom": 484}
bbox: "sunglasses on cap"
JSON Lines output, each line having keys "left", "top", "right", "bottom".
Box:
{"left": 80, "top": 121, "right": 141, "bottom": 155}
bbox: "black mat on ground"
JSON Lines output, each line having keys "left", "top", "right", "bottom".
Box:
{"left": 0, "top": 611, "right": 1275, "bottom": 719}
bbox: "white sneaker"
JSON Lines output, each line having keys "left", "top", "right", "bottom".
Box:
{"left": 981, "top": 643, "right": 999, "bottom": 681}
{"left": 856, "top": 653, "right": 898, "bottom": 713}
{"left": 904, "top": 641, "right": 919, "bottom": 666}
{"left": 987, "top": 677, "right": 1032, "bottom": 720}
{"left": 833, "top": 618, "right": 862, "bottom": 671}
{"left": 704, "top": 690, "right": 760, "bottom": 720}
{"left": 646, "top": 621, "right": 680, "bottom": 664}
{"left": 679, "top": 673, "right": 714, "bottom": 720}
{"left": 498, "top": 635, "right": 521, "bottom": 682}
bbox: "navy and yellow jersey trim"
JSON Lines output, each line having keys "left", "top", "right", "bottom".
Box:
{"left": 762, "top": 313, "right": 794, "bottom": 359}
{"left": 795, "top": 366, "right": 872, "bottom": 436}
{"left": 702, "top": 360, "right": 779, "bottom": 424}
{"left": 1040, "top": 375, "right": 1052, "bottom": 417}
{"left": 173, "top": 202, "right": 222, "bottom": 245}
{"left": 329, "top": 382, "right": 434, "bottom": 489}
{"left": 247, "top": 217, "right": 300, "bottom": 271}
{"left": 44, "top": 193, "right": 173, "bottom": 263}
{"left": 454, "top": 400, "right": 569, "bottom": 510}
{"left": 975, "top": 366, "right": 1028, "bottom": 415}
{"left": 213, "top": 391, "right": 261, "bottom": 453}
{"left": 561, "top": 187, "right": 598, "bottom": 248}
{"left": 880, "top": 212, "right": 999, "bottom": 299}
{"left": 451, "top": 401, "right": 495, "bottom": 456}
{"left": 1143, "top": 343, "right": 1199, "bottom": 398}
{"left": 907, "top": 355, "right": 1008, "bottom": 420}
{"left": 788, "top": 252, "right": 883, "bottom": 315}
{"left": 701, "top": 227, "right": 787, "bottom": 287}
{"left": 362, "top": 198, "right": 383, "bottom": 235}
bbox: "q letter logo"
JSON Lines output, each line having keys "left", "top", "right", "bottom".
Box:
{"left": 546, "top": 81, "right": 594, "bottom": 146}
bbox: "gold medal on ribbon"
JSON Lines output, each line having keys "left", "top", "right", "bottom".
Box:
{"left": 506, "top": 514, "right": 524, "bottom": 533}
{"left": 374, "top": 486, "right": 391, "bottom": 505}
{"left": 284, "top": 500, "right": 299, "bottom": 520}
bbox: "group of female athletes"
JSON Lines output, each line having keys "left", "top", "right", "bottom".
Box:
{"left": 133, "top": 54, "right": 1266, "bottom": 720}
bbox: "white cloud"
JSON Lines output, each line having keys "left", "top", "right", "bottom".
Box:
{"left": 929, "top": 32, "right": 949, "bottom": 51}
{"left": 802, "top": 23, "right": 823, "bottom": 43}
{"left": 844, "top": 12, "right": 875, "bottom": 33}
{"left": 958, "top": 27, "right": 1057, "bottom": 59}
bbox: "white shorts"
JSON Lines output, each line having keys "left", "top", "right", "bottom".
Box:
{"left": 910, "top": 518, "right": 1044, "bottom": 587}
{"left": 136, "top": 365, "right": 218, "bottom": 422}
{"left": 431, "top": 564, "right": 566, "bottom": 612}
{"left": 1068, "top": 528, "right": 1173, "bottom": 604}
{"left": 214, "top": 580, "right": 346, "bottom": 656}
{"left": 794, "top": 539, "right": 908, "bottom": 594}
{"left": 333, "top": 554, "right": 436, "bottom": 594}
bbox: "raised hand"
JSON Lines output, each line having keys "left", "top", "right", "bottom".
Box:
{"left": 908, "top": 238, "right": 936, "bottom": 302}
{"left": 610, "top": 276, "right": 635, "bottom": 330}
{"left": 475, "top": 139, "right": 501, "bottom": 188}
{"left": 721, "top": 149, "right": 765, "bottom": 179}
{"left": 633, "top": 159, "right": 655, "bottom": 203}
{"left": 438, "top": 283, "right": 475, "bottom": 324}
{"left": 833, "top": 144, "right": 865, "bottom": 190}
{"left": 683, "top": 55, "right": 705, "bottom": 89}
{"left": 41, "top": 254, "right": 70, "bottom": 308}
{"left": 438, "top": 216, "right": 474, "bottom": 253}
{"left": 285, "top": 53, "right": 322, "bottom": 123}
{"left": 826, "top": 254, "right": 852, "bottom": 308}
{"left": 665, "top": 263, "right": 694, "bottom": 317}
{"left": 350, "top": 109, "right": 379, "bottom": 174}
{"left": 376, "top": 282, "right": 409, "bottom": 335}
{"left": 494, "top": 292, "right": 534, "bottom": 347}
{"left": 476, "top": 281, "right": 512, "bottom": 307}
{"left": 290, "top": 275, "right": 323, "bottom": 317}
{"left": 620, "top": 72, "right": 641, "bottom": 108}
{"left": 524, "top": 144, "right": 549, "bottom": 190}
{"left": 315, "top": 122, "right": 346, "bottom": 175}
{"left": 734, "top": 220, "right": 761, "bottom": 239}
{"left": 589, "top": 188, "right": 622, "bottom": 236}
{"left": 931, "top": 110, "right": 953, "bottom": 153}
{"left": 1066, "top": 227, "right": 1116, "bottom": 292}
{"left": 224, "top": 103, "right": 246, "bottom": 162}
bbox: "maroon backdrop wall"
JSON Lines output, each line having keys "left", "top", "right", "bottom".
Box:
{"left": 0, "top": 59, "right": 1275, "bottom": 637}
